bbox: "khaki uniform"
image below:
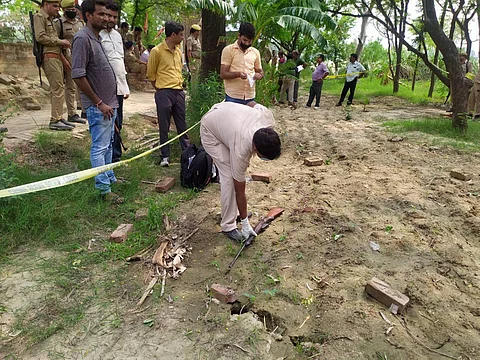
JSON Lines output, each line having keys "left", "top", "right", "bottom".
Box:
{"left": 55, "top": 15, "right": 84, "bottom": 116}
{"left": 119, "top": 28, "right": 128, "bottom": 43}
{"left": 468, "top": 73, "right": 480, "bottom": 116}
{"left": 186, "top": 35, "right": 201, "bottom": 72}
{"left": 33, "top": 8, "right": 65, "bottom": 122}
{"left": 125, "top": 50, "right": 146, "bottom": 78}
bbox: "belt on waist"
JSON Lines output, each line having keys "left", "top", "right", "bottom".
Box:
{"left": 44, "top": 53, "right": 60, "bottom": 59}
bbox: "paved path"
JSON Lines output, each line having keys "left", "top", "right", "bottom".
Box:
{"left": 3, "top": 91, "right": 157, "bottom": 147}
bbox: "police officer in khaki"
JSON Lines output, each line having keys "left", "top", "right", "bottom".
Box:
{"left": 186, "top": 24, "right": 201, "bottom": 74}
{"left": 57, "top": 0, "right": 86, "bottom": 124}
{"left": 34, "top": 0, "right": 74, "bottom": 130}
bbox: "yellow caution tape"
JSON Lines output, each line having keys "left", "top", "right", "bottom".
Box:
{"left": 0, "top": 121, "right": 200, "bottom": 199}
{"left": 325, "top": 71, "right": 363, "bottom": 79}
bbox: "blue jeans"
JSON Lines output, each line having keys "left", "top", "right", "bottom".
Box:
{"left": 86, "top": 106, "right": 117, "bottom": 194}
{"left": 225, "top": 94, "right": 254, "bottom": 105}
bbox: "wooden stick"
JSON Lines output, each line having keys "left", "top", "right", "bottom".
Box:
{"left": 299, "top": 315, "right": 310, "bottom": 329}
{"left": 136, "top": 277, "right": 158, "bottom": 307}
{"left": 126, "top": 244, "right": 154, "bottom": 262}
{"left": 160, "top": 269, "right": 166, "bottom": 297}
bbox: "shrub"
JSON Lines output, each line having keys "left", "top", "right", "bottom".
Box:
{"left": 186, "top": 73, "right": 224, "bottom": 144}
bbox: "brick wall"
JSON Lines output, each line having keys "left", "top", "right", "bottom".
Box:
{"left": 0, "top": 42, "right": 42, "bottom": 78}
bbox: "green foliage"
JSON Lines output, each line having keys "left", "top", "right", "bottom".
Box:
{"left": 0, "top": 102, "right": 17, "bottom": 190}
{"left": 383, "top": 118, "right": 480, "bottom": 151}
{"left": 0, "top": 0, "right": 36, "bottom": 42}
{"left": 255, "top": 63, "right": 280, "bottom": 106}
{"left": 186, "top": 73, "right": 224, "bottom": 144}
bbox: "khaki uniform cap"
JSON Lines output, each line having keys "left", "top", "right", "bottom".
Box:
{"left": 191, "top": 24, "right": 201, "bottom": 31}
{"left": 61, "top": 0, "right": 75, "bottom": 8}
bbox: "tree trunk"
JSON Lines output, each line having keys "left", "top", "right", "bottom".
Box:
{"left": 355, "top": 11, "right": 370, "bottom": 58}
{"left": 200, "top": 9, "right": 226, "bottom": 79}
{"left": 424, "top": 0, "right": 468, "bottom": 132}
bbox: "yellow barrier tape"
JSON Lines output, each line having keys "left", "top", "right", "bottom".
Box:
{"left": 325, "top": 71, "right": 363, "bottom": 79}
{"left": 0, "top": 121, "right": 201, "bottom": 199}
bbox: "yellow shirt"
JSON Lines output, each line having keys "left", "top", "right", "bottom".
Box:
{"left": 221, "top": 42, "right": 262, "bottom": 100}
{"left": 147, "top": 40, "right": 183, "bottom": 90}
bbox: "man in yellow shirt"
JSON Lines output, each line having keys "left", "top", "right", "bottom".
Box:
{"left": 147, "top": 21, "right": 190, "bottom": 167}
{"left": 220, "top": 22, "right": 263, "bottom": 105}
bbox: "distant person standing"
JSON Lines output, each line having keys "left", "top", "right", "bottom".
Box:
{"left": 100, "top": 2, "right": 130, "bottom": 163}
{"left": 57, "top": 0, "right": 85, "bottom": 125}
{"left": 186, "top": 24, "right": 201, "bottom": 74}
{"left": 119, "top": 21, "right": 129, "bottom": 43}
{"left": 220, "top": 22, "right": 263, "bottom": 105}
{"left": 128, "top": 26, "right": 143, "bottom": 58}
{"left": 336, "top": 53, "right": 366, "bottom": 106}
{"left": 305, "top": 54, "right": 329, "bottom": 109}
{"left": 72, "top": 0, "right": 121, "bottom": 202}
{"left": 292, "top": 50, "right": 307, "bottom": 105}
{"left": 147, "top": 21, "right": 190, "bottom": 167}
{"left": 271, "top": 49, "right": 278, "bottom": 67}
{"left": 33, "top": 0, "right": 73, "bottom": 130}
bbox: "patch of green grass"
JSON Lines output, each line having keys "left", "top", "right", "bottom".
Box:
{"left": 322, "top": 77, "right": 447, "bottom": 105}
{"left": 0, "top": 123, "right": 200, "bottom": 350}
{"left": 382, "top": 117, "right": 480, "bottom": 151}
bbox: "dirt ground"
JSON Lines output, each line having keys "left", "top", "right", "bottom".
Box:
{"left": 1, "top": 90, "right": 480, "bottom": 359}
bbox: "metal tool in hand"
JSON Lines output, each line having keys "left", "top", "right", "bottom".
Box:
{"left": 229, "top": 207, "right": 284, "bottom": 268}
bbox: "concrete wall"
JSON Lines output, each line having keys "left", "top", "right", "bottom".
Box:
{"left": 0, "top": 42, "right": 42, "bottom": 79}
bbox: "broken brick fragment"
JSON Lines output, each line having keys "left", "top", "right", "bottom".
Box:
{"left": 251, "top": 173, "right": 272, "bottom": 183}
{"left": 304, "top": 157, "right": 324, "bottom": 166}
{"left": 110, "top": 223, "right": 133, "bottom": 243}
{"left": 155, "top": 177, "right": 175, "bottom": 193}
{"left": 211, "top": 283, "right": 238, "bottom": 304}
{"left": 365, "top": 277, "right": 410, "bottom": 313}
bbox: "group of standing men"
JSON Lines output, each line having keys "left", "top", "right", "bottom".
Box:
{"left": 34, "top": 0, "right": 131, "bottom": 202}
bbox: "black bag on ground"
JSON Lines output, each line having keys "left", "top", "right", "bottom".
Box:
{"left": 180, "top": 144, "right": 217, "bottom": 190}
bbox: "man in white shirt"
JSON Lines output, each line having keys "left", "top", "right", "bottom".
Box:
{"left": 100, "top": 2, "right": 130, "bottom": 162}
{"left": 200, "top": 101, "right": 281, "bottom": 242}
{"left": 336, "top": 53, "right": 366, "bottom": 106}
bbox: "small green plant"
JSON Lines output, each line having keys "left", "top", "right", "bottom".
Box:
{"left": 262, "top": 288, "right": 278, "bottom": 298}
{"left": 385, "top": 225, "right": 393, "bottom": 234}
{"left": 143, "top": 318, "right": 154, "bottom": 327}
{"left": 210, "top": 260, "right": 220, "bottom": 270}
{"left": 242, "top": 292, "right": 257, "bottom": 303}
{"left": 324, "top": 158, "right": 332, "bottom": 165}
{"left": 296, "top": 252, "right": 304, "bottom": 260}
{"left": 279, "top": 233, "right": 287, "bottom": 242}
{"left": 333, "top": 233, "right": 342, "bottom": 241}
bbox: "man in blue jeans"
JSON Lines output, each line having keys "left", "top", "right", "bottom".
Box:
{"left": 72, "top": 0, "right": 122, "bottom": 203}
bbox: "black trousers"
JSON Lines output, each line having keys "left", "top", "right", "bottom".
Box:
{"left": 293, "top": 79, "right": 299, "bottom": 102}
{"left": 112, "top": 94, "right": 124, "bottom": 163}
{"left": 155, "top": 89, "right": 190, "bottom": 159}
{"left": 306, "top": 81, "right": 324, "bottom": 107}
{"left": 338, "top": 78, "right": 358, "bottom": 104}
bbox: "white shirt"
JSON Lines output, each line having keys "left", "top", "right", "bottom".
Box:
{"left": 100, "top": 28, "right": 130, "bottom": 96}
{"left": 139, "top": 49, "right": 150, "bottom": 63}
{"left": 346, "top": 61, "right": 366, "bottom": 82}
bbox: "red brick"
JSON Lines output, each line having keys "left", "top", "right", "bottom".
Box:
{"left": 211, "top": 283, "right": 237, "bottom": 304}
{"left": 251, "top": 173, "right": 271, "bottom": 183}
{"left": 110, "top": 223, "right": 133, "bottom": 243}
{"left": 304, "top": 157, "right": 324, "bottom": 166}
{"left": 155, "top": 177, "right": 175, "bottom": 193}
{"left": 365, "top": 277, "right": 410, "bottom": 313}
